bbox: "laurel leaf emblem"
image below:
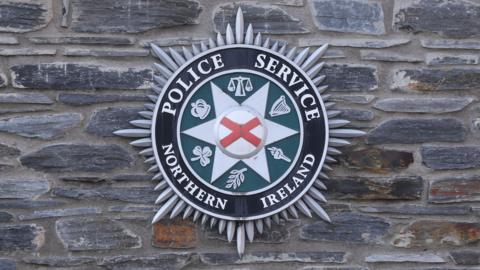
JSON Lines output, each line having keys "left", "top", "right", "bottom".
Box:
{"left": 226, "top": 168, "right": 247, "bottom": 189}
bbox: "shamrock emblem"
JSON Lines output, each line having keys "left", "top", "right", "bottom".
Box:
{"left": 191, "top": 146, "right": 212, "bottom": 167}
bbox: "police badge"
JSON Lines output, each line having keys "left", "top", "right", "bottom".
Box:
{"left": 115, "top": 8, "right": 364, "bottom": 255}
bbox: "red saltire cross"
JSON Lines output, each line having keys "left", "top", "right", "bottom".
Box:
{"left": 220, "top": 117, "right": 262, "bottom": 147}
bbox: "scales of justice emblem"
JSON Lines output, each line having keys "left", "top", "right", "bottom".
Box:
{"left": 115, "top": 8, "right": 364, "bottom": 256}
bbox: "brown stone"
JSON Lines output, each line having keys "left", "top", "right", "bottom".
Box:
{"left": 429, "top": 176, "right": 480, "bottom": 203}
{"left": 392, "top": 221, "right": 480, "bottom": 248}
{"left": 153, "top": 219, "right": 196, "bottom": 249}
{"left": 340, "top": 146, "right": 413, "bottom": 173}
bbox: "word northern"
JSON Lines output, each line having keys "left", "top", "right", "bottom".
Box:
{"left": 160, "top": 52, "right": 322, "bottom": 121}
{"left": 162, "top": 143, "right": 228, "bottom": 210}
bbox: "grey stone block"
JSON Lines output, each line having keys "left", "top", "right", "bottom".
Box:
{"left": 358, "top": 204, "right": 472, "bottom": 216}
{"left": 0, "top": 179, "right": 49, "bottom": 199}
{"left": 450, "top": 251, "right": 480, "bottom": 265}
{"left": 109, "top": 205, "right": 157, "bottom": 213}
{"left": 22, "top": 256, "right": 96, "bottom": 267}
{"left": 360, "top": 51, "right": 422, "bottom": 62}
{"left": 367, "top": 118, "right": 466, "bottom": 144}
{"left": 0, "top": 113, "right": 82, "bottom": 140}
{"left": 11, "top": 63, "right": 152, "bottom": 90}
{"left": 56, "top": 217, "right": 141, "bottom": 251}
{"left": 0, "top": 93, "right": 53, "bottom": 104}
{"left": 323, "top": 64, "right": 378, "bottom": 92}
{"left": 0, "top": 48, "right": 56, "bottom": 56}
{"left": 29, "top": 36, "right": 135, "bottom": 45}
{"left": 59, "top": 174, "right": 151, "bottom": 183}
{"left": 0, "top": 200, "right": 65, "bottom": 209}
{"left": 421, "top": 146, "right": 480, "bottom": 170}
{"left": 200, "top": 251, "right": 346, "bottom": 265}
{"left": 0, "top": 212, "right": 13, "bottom": 222}
{"left": 309, "top": 0, "right": 385, "bottom": 35}
{"left": 141, "top": 37, "right": 208, "bottom": 48}
{"left": 299, "top": 38, "right": 410, "bottom": 48}
{"left": 64, "top": 48, "right": 149, "bottom": 57}
{"left": 52, "top": 186, "right": 157, "bottom": 204}
{"left": 85, "top": 107, "right": 142, "bottom": 137}
{"left": 58, "top": 93, "right": 146, "bottom": 106}
{"left": 422, "top": 39, "right": 480, "bottom": 49}
{"left": 18, "top": 207, "right": 102, "bottom": 221}
{"left": 365, "top": 253, "right": 445, "bottom": 263}
{"left": 426, "top": 53, "right": 479, "bottom": 66}
{"left": 299, "top": 266, "right": 368, "bottom": 270}
{"left": 392, "top": 68, "right": 480, "bottom": 91}
{"left": 300, "top": 213, "right": 390, "bottom": 244}
{"left": 98, "top": 254, "right": 193, "bottom": 270}
{"left": 331, "top": 94, "right": 376, "bottom": 104}
{"left": 214, "top": 3, "right": 308, "bottom": 34}
{"left": 71, "top": 0, "right": 202, "bottom": 33}
{"left": 20, "top": 144, "right": 133, "bottom": 172}
{"left": 273, "top": 0, "right": 304, "bottom": 6}
{"left": 0, "top": 0, "right": 52, "bottom": 33}
{"left": 322, "top": 49, "right": 347, "bottom": 59}
{"left": 373, "top": 98, "right": 474, "bottom": 114}
{"left": 0, "top": 143, "right": 20, "bottom": 158}
{"left": 110, "top": 174, "right": 152, "bottom": 182}
{"left": 0, "top": 258, "right": 17, "bottom": 270}
{"left": 393, "top": 0, "right": 480, "bottom": 38}
{"left": 0, "top": 259, "right": 15, "bottom": 270}
{"left": 0, "top": 36, "right": 18, "bottom": 45}
{"left": 0, "top": 107, "right": 52, "bottom": 116}
{"left": 60, "top": 176, "right": 105, "bottom": 183}
{"left": 338, "top": 108, "right": 374, "bottom": 121}
{"left": 0, "top": 224, "right": 44, "bottom": 251}
{"left": 323, "top": 176, "right": 423, "bottom": 200}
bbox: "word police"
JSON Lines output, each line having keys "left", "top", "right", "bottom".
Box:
{"left": 161, "top": 53, "right": 321, "bottom": 121}
{"left": 161, "top": 54, "right": 224, "bottom": 116}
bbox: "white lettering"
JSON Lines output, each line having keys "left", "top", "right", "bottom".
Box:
{"left": 198, "top": 59, "right": 211, "bottom": 74}
{"left": 254, "top": 54, "right": 267, "bottom": 68}
{"left": 277, "top": 188, "right": 288, "bottom": 200}
{"left": 259, "top": 153, "right": 315, "bottom": 208}
{"left": 211, "top": 53, "right": 225, "bottom": 69}
{"left": 215, "top": 198, "right": 227, "bottom": 210}
{"left": 305, "top": 108, "right": 321, "bottom": 121}
{"left": 265, "top": 58, "right": 279, "bottom": 73}
{"left": 176, "top": 77, "right": 193, "bottom": 91}
{"left": 162, "top": 142, "right": 228, "bottom": 210}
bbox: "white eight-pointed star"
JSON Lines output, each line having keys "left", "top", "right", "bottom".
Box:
{"left": 182, "top": 81, "right": 298, "bottom": 185}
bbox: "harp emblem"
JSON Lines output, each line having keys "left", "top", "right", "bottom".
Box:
{"left": 269, "top": 95, "right": 291, "bottom": 117}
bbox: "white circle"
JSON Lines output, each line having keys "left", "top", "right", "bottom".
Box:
{"left": 215, "top": 106, "right": 267, "bottom": 159}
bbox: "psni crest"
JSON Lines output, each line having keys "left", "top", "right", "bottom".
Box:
{"left": 115, "top": 7, "right": 365, "bottom": 256}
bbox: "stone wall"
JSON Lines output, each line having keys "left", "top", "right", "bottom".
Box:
{"left": 0, "top": 0, "right": 479, "bottom": 269}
